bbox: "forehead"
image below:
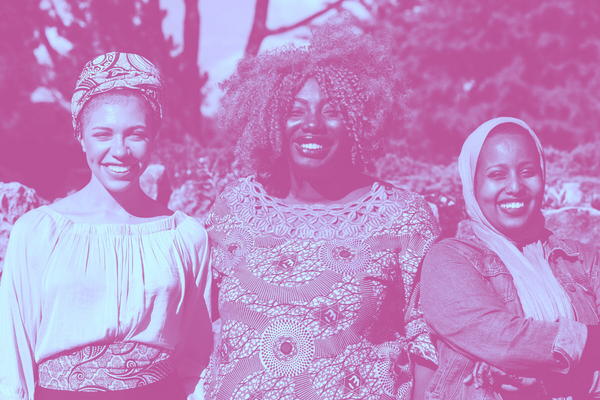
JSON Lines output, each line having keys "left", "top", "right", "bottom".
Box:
{"left": 478, "top": 132, "right": 540, "bottom": 166}
{"left": 294, "top": 77, "right": 324, "bottom": 100}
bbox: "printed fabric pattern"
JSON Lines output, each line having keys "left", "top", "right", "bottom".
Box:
{"left": 203, "top": 176, "right": 440, "bottom": 400}
{"left": 38, "top": 342, "right": 173, "bottom": 392}
{"left": 71, "top": 52, "right": 164, "bottom": 130}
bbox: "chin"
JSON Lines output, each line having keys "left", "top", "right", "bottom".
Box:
{"left": 96, "top": 176, "right": 137, "bottom": 193}
{"left": 501, "top": 220, "right": 543, "bottom": 242}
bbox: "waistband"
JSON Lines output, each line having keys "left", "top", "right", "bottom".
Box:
{"left": 38, "top": 342, "right": 174, "bottom": 392}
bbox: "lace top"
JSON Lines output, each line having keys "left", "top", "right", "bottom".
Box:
{"left": 203, "top": 176, "right": 440, "bottom": 400}
{"left": 0, "top": 206, "right": 212, "bottom": 400}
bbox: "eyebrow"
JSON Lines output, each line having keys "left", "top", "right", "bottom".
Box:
{"left": 90, "top": 125, "right": 148, "bottom": 132}
{"left": 126, "top": 125, "right": 148, "bottom": 130}
{"left": 485, "top": 160, "right": 539, "bottom": 170}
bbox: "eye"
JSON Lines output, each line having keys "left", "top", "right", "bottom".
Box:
{"left": 93, "top": 132, "right": 112, "bottom": 140}
{"left": 322, "top": 104, "right": 340, "bottom": 118}
{"left": 128, "top": 131, "right": 147, "bottom": 140}
{"left": 288, "top": 107, "right": 305, "bottom": 118}
{"left": 521, "top": 167, "right": 538, "bottom": 178}
{"left": 488, "top": 171, "right": 507, "bottom": 180}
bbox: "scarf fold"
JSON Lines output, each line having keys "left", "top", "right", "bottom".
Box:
{"left": 71, "top": 52, "right": 165, "bottom": 137}
{"left": 459, "top": 117, "right": 573, "bottom": 322}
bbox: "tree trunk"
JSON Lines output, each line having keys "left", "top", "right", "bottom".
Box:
{"left": 245, "top": 0, "right": 270, "bottom": 56}
{"left": 244, "top": 0, "right": 347, "bottom": 57}
{"left": 181, "top": 0, "right": 201, "bottom": 136}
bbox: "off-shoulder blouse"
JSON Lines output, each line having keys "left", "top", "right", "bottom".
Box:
{"left": 0, "top": 206, "right": 212, "bottom": 400}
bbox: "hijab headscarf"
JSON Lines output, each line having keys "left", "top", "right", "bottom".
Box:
{"left": 71, "top": 52, "right": 165, "bottom": 138}
{"left": 459, "top": 117, "right": 573, "bottom": 321}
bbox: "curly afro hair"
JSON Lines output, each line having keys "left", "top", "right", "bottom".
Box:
{"left": 218, "top": 15, "right": 406, "bottom": 197}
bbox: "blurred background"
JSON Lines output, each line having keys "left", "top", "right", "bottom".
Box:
{"left": 1, "top": 0, "right": 600, "bottom": 240}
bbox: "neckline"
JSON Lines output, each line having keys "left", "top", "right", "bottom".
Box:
{"left": 40, "top": 205, "right": 187, "bottom": 232}
{"left": 246, "top": 176, "right": 385, "bottom": 210}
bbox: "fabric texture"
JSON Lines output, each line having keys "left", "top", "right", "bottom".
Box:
{"left": 71, "top": 52, "right": 165, "bottom": 135}
{"left": 0, "top": 206, "right": 212, "bottom": 400}
{"left": 37, "top": 342, "right": 174, "bottom": 391}
{"left": 422, "top": 233, "right": 599, "bottom": 399}
{"left": 458, "top": 116, "right": 573, "bottom": 322}
{"left": 201, "top": 176, "right": 440, "bottom": 400}
{"left": 34, "top": 374, "right": 186, "bottom": 400}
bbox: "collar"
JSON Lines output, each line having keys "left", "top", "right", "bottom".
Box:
{"left": 544, "top": 231, "right": 580, "bottom": 259}
{"left": 460, "top": 223, "right": 579, "bottom": 259}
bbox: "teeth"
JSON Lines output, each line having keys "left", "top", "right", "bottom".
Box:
{"left": 500, "top": 202, "right": 524, "bottom": 209}
{"left": 106, "top": 165, "right": 131, "bottom": 173}
{"left": 301, "top": 143, "right": 323, "bottom": 150}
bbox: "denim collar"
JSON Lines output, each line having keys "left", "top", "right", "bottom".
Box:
{"left": 544, "top": 230, "right": 580, "bottom": 258}
{"left": 462, "top": 225, "right": 579, "bottom": 259}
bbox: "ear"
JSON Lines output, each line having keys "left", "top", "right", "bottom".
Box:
{"left": 79, "top": 137, "right": 86, "bottom": 153}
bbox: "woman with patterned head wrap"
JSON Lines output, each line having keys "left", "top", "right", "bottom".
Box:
{"left": 201, "top": 17, "right": 440, "bottom": 400}
{"left": 0, "top": 52, "right": 212, "bottom": 399}
{"left": 421, "top": 117, "right": 600, "bottom": 399}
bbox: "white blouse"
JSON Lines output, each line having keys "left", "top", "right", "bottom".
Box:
{"left": 0, "top": 206, "right": 212, "bottom": 400}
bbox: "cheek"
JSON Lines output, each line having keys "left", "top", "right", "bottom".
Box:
{"left": 285, "top": 120, "right": 300, "bottom": 137}
{"left": 130, "top": 141, "right": 152, "bottom": 161}
{"left": 83, "top": 140, "right": 105, "bottom": 160}
{"left": 327, "top": 120, "right": 346, "bottom": 135}
{"left": 530, "top": 178, "right": 545, "bottom": 201}
{"left": 475, "top": 179, "right": 499, "bottom": 205}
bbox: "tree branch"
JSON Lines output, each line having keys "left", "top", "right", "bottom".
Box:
{"left": 268, "top": 0, "right": 347, "bottom": 35}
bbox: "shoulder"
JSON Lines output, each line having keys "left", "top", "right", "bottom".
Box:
{"left": 378, "top": 183, "right": 440, "bottom": 233}
{"left": 175, "top": 213, "right": 209, "bottom": 251}
{"left": 377, "top": 182, "right": 432, "bottom": 212}
{"left": 548, "top": 233, "right": 599, "bottom": 261}
{"left": 429, "top": 237, "right": 486, "bottom": 258}
{"left": 206, "top": 176, "right": 260, "bottom": 225}
{"left": 10, "top": 206, "right": 63, "bottom": 239}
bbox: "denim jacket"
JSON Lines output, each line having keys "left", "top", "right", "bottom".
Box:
{"left": 421, "top": 227, "right": 600, "bottom": 400}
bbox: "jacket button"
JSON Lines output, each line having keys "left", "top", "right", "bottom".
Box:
{"left": 567, "top": 283, "right": 577, "bottom": 292}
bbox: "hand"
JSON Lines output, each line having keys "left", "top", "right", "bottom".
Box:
{"left": 463, "top": 361, "right": 537, "bottom": 392}
{"left": 463, "top": 361, "right": 498, "bottom": 389}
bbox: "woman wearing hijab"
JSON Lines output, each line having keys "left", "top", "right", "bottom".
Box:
{"left": 421, "top": 117, "right": 600, "bottom": 399}
{"left": 0, "top": 53, "right": 212, "bottom": 400}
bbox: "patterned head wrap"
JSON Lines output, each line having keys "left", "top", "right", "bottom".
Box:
{"left": 71, "top": 52, "right": 165, "bottom": 138}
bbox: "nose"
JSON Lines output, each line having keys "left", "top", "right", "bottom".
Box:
{"left": 505, "top": 172, "right": 524, "bottom": 194}
{"left": 110, "top": 135, "right": 130, "bottom": 158}
{"left": 301, "top": 110, "right": 323, "bottom": 133}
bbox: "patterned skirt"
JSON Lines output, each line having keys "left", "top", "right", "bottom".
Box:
{"left": 35, "top": 342, "right": 185, "bottom": 400}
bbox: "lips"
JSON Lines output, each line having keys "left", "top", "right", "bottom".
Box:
{"left": 293, "top": 136, "right": 333, "bottom": 159}
{"left": 103, "top": 164, "right": 135, "bottom": 177}
{"left": 498, "top": 199, "right": 528, "bottom": 214}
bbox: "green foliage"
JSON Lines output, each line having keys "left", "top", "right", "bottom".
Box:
{"left": 545, "top": 140, "right": 600, "bottom": 184}
{"left": 358, "top": 0, "right": 600, "bottom": 162}
{"left": 151, "top": 129, "right": 237, "bottom": 192}
{"left": 0, "top": 0, "right": 206, "bottom": 199}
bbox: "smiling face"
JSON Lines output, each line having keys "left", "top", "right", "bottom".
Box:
{"left": 284, "top": 77, "right": 352, "bottom": 179}
{"left": 80, "top": 93, "right": 155, "bottom": 193}
{"left": 475, "top": 131, "right": 545, "bottom": 241}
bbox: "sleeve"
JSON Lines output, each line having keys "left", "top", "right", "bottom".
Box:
{"left": 0, "top": 210, "right": 53, "bottom": 400}
{"left": 172, "top": 222, "right": 214, "bottom": 400}
{"left": 573, "top": 240, "right": 600, "bottom": 317}
{"left": 421, "top": 240, "right": 587, "bottom": 375}
{"left": 403, "top": 198, "right": 440, "bottom": 366}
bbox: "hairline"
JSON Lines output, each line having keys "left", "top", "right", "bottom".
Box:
{"left": 76, "top": 89, "right": 158, "bottom": 138}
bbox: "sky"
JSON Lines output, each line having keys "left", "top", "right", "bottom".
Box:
{"left": 159, "top": 0, "right": 370, "bottom": 114}
{"left": 37, "top": 0, "right": 370, "bottom": 114}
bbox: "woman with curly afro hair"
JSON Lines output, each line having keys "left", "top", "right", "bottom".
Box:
{"left": 201, "top": 16, "right": 440, "bottom": 400}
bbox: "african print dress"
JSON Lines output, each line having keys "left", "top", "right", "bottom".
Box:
{"left": 202, "top": 176, "right": 439, "bottom": 400}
